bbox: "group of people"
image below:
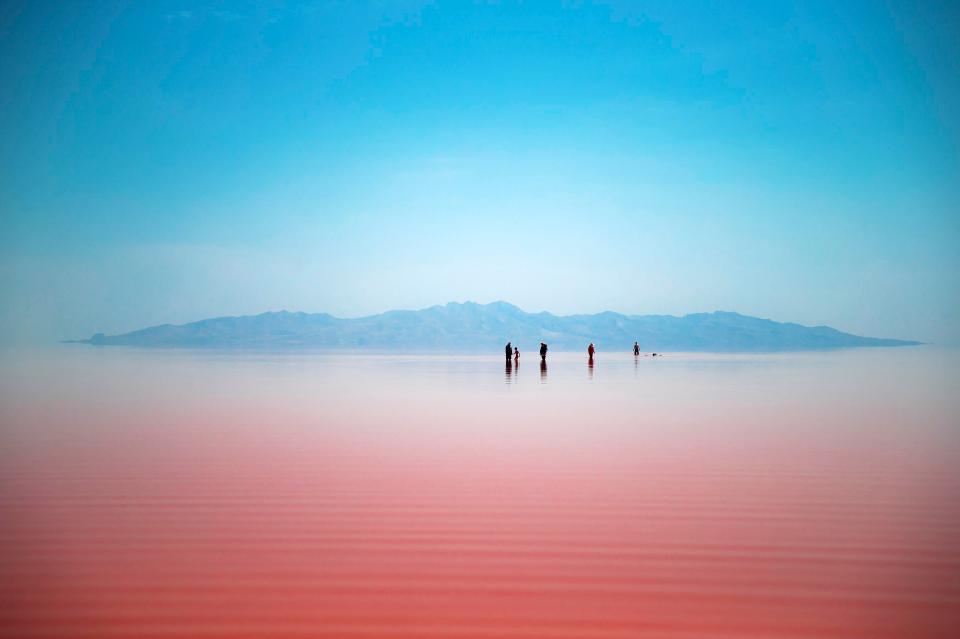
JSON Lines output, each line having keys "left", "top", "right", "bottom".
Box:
{"left": 503, "top": 342, "right": 550, "bottom": 362}
{"left": 504, "top": 340, "right": 651, "bottom": 362}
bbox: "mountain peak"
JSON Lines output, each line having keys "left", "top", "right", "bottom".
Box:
{"left": 76, "top": 302, "right": 920, "bottom": 352}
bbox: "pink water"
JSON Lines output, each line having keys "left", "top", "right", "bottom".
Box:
{"left": 1, "top": 347, "right": 958, "bottom": 638}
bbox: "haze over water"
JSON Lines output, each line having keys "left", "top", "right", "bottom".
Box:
{"left": 1, "top": 346, "right": 958, "bottom": 638}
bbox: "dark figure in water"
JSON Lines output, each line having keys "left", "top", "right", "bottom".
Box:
{"left": 539, "top": 342, "right": 548, "bottom": 361}
{"left": 514, "top": 347, "right": 519, "bottom": 362}
{"left": 633, "top": 342, "right": 640, "bottom": 356}
{"left": 505, "top": 342, "right": 512, "bottom": 362}
{"left": 587, "top": 342, "right": 595, "bottom": 362}
{"left": 540, "top": 357, "right": 547, "bottom": 380}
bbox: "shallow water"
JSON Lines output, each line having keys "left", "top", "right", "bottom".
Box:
{"left": 1, "top": 346, "right": 958, "bottom": 638}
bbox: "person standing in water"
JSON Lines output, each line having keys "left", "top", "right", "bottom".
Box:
{"left": 633, "top": 342, "right": 640, "bottom": 356}
{"left": 587, "top": 342, "right": 595, "bottom": 361}
{"left": 539, "top": 342, "right": 548, "bottom": 361}
{"left": 514, "top": 347, "right": 519, "bottom": 362}
{"left": 505, "top": 342, "right": 512, "bottom": 362}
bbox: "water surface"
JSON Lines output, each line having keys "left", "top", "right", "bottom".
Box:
{"left": 1, "top": 347, "right": 958, "bottom": 638}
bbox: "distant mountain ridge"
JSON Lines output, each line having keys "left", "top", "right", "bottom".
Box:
{"left": 73, "top": 301, "right": 920, "bottom": 352}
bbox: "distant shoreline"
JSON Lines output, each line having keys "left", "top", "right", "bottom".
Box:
{"left": 67, "top": 301, "right": 921, "bottom": 352}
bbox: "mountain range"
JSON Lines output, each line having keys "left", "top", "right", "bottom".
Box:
{"left": 73, "top": 301, "right": 919, "bottom": 352}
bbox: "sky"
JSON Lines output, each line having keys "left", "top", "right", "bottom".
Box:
{"left": 1, "top": 0, "right": 958, "bottom": 344}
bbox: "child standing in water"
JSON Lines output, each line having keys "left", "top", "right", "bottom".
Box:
{"left": 514, "top": 347, "right": 519, "bottom": 362}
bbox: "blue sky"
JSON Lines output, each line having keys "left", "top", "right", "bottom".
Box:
{"left": 1, "top": 1, "right": 957, "bottom": 343}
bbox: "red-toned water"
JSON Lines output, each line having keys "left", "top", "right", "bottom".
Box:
{"left": 1, "top": 348, "right": 958, "bottom": 638}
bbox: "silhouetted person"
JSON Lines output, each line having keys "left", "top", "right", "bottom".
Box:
{"left": 587, "top": 342, "right": 595, "bottom": 361}
{"left": 505, "top": 342, "right": 512, "bottom": 362}
{"left": 513, "top": 347, "right": 519, "bottom": 362}
{"left": 633, "top": 342, "right": 640, "bottom": 356}
{"left": 539, "top": 342, "right": 548, "bottom": 361}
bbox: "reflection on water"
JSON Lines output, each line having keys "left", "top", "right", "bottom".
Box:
{"left": 540, "top": 357, "right": 547, "bottom": 382}
{"left": 1, "top": 347, "right": 958, "bottom": 638}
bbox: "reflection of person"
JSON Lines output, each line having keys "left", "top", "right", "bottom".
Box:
{"left": 513, "top": 347, "right": 519, "bottom": 362}
{"left": 505, "top": 342, "right": 512, "bottom": 362}
{"left": 540, "top": 357, "right": 547, "bottom": 380}
{"left": 539, "top": 342, "right": 548, "bottom": 361}
{"left": 633, "top": 342, "right": 640, "bottom": 356}
{"left": 587, "top": 343, "right": 595, "bottom": 360}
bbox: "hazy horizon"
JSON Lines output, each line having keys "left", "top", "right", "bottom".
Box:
{"left": 66, "top": 300, "right": 921, "bottom": 346}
